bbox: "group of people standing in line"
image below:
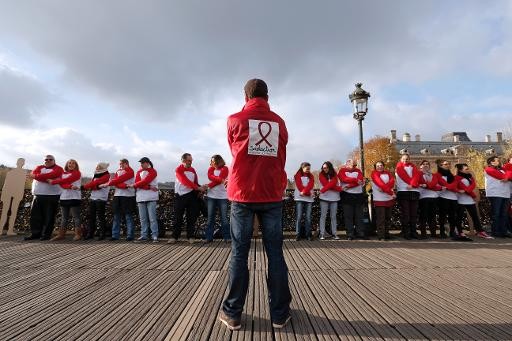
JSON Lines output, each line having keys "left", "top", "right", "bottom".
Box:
{"left": 293, "top": 154, "right": 512, "bottom": 241}
{"left": 22, "top": 152, "right": 512, "bottom": 244}
{"left": 24, "top": 153, "right": 230, "bottom": 244}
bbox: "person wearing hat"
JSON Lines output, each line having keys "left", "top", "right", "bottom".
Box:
{"left": 128, "top": 157, "right": 159, "bottom": 242}
{"left": 99, "top": 158, "right": 136, "bottom": 241}
{"left": 82, "top": 162, "right": 111, "bottom": 240}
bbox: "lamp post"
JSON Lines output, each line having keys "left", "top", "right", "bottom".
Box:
{"left": 349, "top": 83, "right": 370, "bottom": 176}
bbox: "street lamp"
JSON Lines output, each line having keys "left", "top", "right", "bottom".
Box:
{"left": 349, "top": 83, "right": 370, "bottom": 176}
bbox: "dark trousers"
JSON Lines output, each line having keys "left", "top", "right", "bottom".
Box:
{"left": 30, "top": 195, "right": 60, "bottom": 238}
{"left": 341, "top": 192, "right": 364, "bottom": 237}
{"left": 173, "top": 191, "right": 199, "bottom": 239}
{"left": 397, "top": 192, "right": 419, "bottom": 237}
{"left": 88, "top": 200, "right": 107, "bottom": 238}
{"left": 374, "top": 206, "right": 392, "bottom": 238}
{"left": 456, "top": 204, "right": 483, "bottom": 234}
{"left": 419, "top": 198, "right": 438, "bottom": 236}
{"left": 488, "top": 197, "right": 510, "bottom": 237}
{"left": 438, "top": 197, "right": 457, "bottom": 236}
{"left": 222, "top": 201, "right": 291, "bottom": 322}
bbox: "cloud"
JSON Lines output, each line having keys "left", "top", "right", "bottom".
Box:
{"left": 2, "top": 0, "right": 506, "bottom": 121}
{"left": 0, "top": 65, "right": 53, "bottom": 127}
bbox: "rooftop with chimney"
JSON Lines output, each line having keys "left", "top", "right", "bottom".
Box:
{"left": 389, "top": 130, "right": 506, "bottom": 157}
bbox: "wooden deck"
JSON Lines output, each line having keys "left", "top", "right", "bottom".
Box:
{"left": 0, "top": 236, "right": 512, "bottom": 340}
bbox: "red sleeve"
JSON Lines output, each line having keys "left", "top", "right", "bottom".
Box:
{"left": 294, "top": 172, "right": 305, "bottom": 192}
{"left": 371, "top": 171, "right": 394, "bottom": 195}
{"left": 208, "top": 166, "right": 228, "bottom": 188}
{"left": 338, "top": 168, "right": 360, "bottom": 185}
{"left": 485, "top": 167, "right": 507, "bottom": 180}
{"left": 436, "top": 173, "right": 458, "bottom": 192}
{"left": 303, "top": 173, "right": 315, "bottom": 195}
{"left": 51, "top": 170, "right": 81, "bottom": 189}
{"left": 33, "top": 165, "right": 63, "bottom": 181}
{"left": 319, "top": 173, "right": 340, "bottom": 193}
{"left": 422, "top": 174, "right": 442, "bottom": 191}
{"left": 134, "top": 168, "right": 157, "bottom": 189}
{"left": 456, "top": 176, "right": 477, "bottom": 198}
{"left": 503, "top": 163, "right": 512, "bottom": 172}
{"left": 108, "top": 167, "right": 134, "bottom": 187}
{"left": 176, "top": 165, "right": 199, "bottom": 190}
{"left": 83, "top": 173, "right": 110, "bottom": 190}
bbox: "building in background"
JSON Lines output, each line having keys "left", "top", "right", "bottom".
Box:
{"left": 389, "top": 130, "right": 507, "bottom": 165}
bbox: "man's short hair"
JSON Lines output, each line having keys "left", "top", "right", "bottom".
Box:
{"left": 120, "top": 158, "right": 129, "bottom": 165}
{"left": 181, "top": 153, "right": 192, "bottom": 161}
{"left": 244, "top": 79, "right": 268, "bottom": 99}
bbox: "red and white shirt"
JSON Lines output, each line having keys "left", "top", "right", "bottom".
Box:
{"left": 175, "top": 164, "right": 200, "bottom": 196}
{"left": 206, "top": 166, "right": 228, "bottom": 200}
{"left": 418, "top": 172, "right": 441, "bottom": 199}
{"left": 371, "top": 170, "right": 395, "bottom": 205}
{"left": 395, "top": 162, "right": 420, "bottom": 192}
{"left": 435, "top": 172, "right": 458, "bottom": 201}
{"left": 83, "top": 172, "right": 111, "bottom": 201}
{"left": 107, "top": 166, "right": 135, "bottom": 197}
{"left": 294, "top": 171, "right": 314, "bottom": 203}
{"left": 338, "top": 167, "right": 364, "bottom": 194}
{"left": 51, "top": 170, "right": 81, "bottom": 200}
{"left": 455, "top": 175, "right": 476, "bottom": 205}
{"left": 318, "top": 172, "right": 341, "bottom": 202}
{"left": 134, "top": 167, "right": 158, "bottom": 202}
{"left": 485, "top": 166, "right": 511, "bottom": 198}
{"left": 31, "top": 164, "right": 64, "bottom": 196}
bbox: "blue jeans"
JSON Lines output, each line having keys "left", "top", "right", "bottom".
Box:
{"left": 206, "top": 198, "right": 230, "bottom": 241}
{"left": 488, "top": 197, "right": 509, "bottom": 237}
{"left": 319, "top": 200, "right": 338, "bottom": 237}
{"left": 295, "top": 201, "right": 312, "bottom": 237}
{"left": 222, "top": 201, "right": 291, "bottom": 322}
{"left": 112, "top": 212, "right": 134, "bottom": 239}
{"left": 138, "top": 201, "right": 159, "bottom": 239}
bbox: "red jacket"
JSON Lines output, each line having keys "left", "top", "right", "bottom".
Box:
{"left": 337, "top": 167, "right": 363, "bottom": 189}
{"left": 419, "top": 172, "right": 442, "bottom": 191}
{"left": 227, "top": 97, "right": 288, "bottom": 202}
{"left": 371, "top": 170, "right": 395, "bottom": 195}
{"left": 434, "top": 172, "right": 458, "bottom": 192}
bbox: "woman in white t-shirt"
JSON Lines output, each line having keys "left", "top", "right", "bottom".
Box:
{"left": 294, "top": 162, "right": 314, "bottom": 241}
{"left": 318, "top": 161, "right": 342, "bottom": 240}
{"left": 205, "top": 154, "right": 230, "bottom": 242}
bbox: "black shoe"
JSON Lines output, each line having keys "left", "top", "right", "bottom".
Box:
{"left": 126, "top": 237, "right": 134, "bottom": 242}
{"left": 110, "top": 237, "right": 119, "bottom": 241}
{"left": 295, "top": 235, "right": 301, "bottom": 241}
{"left": 347, "top": 236, "right": 354, "bottom": 241}
{"left": 96, "top": 236, "right": 105, "bottom": 241}
{"left": 307, "top": 236, "right": 312, "bottom": 241}
{"left": 40, "top": 236, "right": 51, "bottom": 241}
{"left": 23, "top": 235, "right": 40, "bottom": 241}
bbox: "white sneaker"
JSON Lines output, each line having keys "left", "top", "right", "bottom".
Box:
{"left": 319, "top": 235, "right": 325, "bottom": 240}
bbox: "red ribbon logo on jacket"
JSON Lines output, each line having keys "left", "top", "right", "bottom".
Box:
{"left": 255, "top": 121, "right": 273, "bottom": 147}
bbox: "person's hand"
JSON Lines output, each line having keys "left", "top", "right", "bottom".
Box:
{"left": 27, "top": 173, "right": 35, "bottom": 180}
{"left": 420, "top": 184, "right": 427, "bottom": 188}
{"left": 198, "top": 185, "right": 207, "bottom": 193}
{"left": 406, "top": 185, "right": 413, "bottom": 190}
{"left": 150, "top": 186, "right": 158, "bottom": 192}
{"left": 500, "top": 179, "right": 508, "bottom": 183}
{"left": 98, "top": 184, "right": 108, "bottom": 188}
{"left": 126, "top": 184, "right": 134, "bottom": 188}
{"left": 392, "top": 194, "right": 397, "bottom": 199}
{"left": 458, "top": 190, "right": 465, "bottom": 193}
{"left": 46, "top": 179, "right": 53, "bottom": 184}
{"left": 71, "top": 185, "right": 80, "bottom": 190}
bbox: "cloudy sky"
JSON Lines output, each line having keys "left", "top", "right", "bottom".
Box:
{"left": 1, "top": 0, "right": 512, "bottom": 180}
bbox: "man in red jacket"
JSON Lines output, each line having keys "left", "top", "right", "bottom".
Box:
{"left": 25, "top": 155, "right": 64, "bottom": 240}
{"left": 219, "top": 79, "right": 291, "bottom": 331}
